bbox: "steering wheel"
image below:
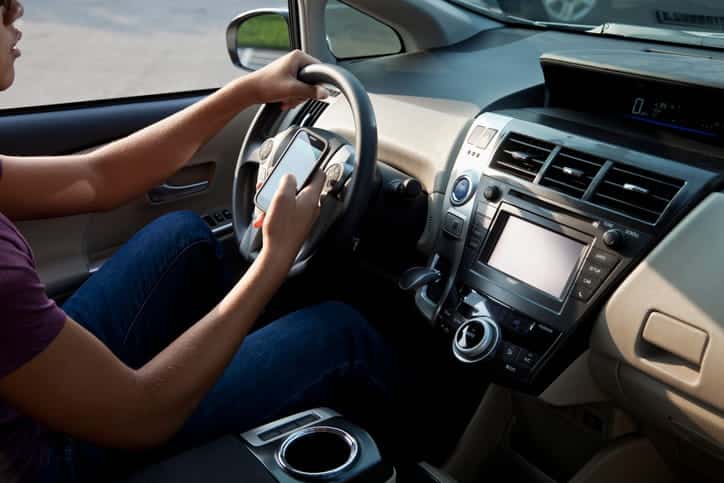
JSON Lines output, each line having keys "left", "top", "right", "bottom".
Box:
{"left": 232, "top": 64, "right": 378, "bottom": 276}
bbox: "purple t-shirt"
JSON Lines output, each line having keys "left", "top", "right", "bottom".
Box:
{"left": 0, "top": 208, "right": 66, "bottom": 482}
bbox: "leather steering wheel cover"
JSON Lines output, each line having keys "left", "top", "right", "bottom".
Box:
{"left": 298, "top": 64, "right": 378, "bottom": 238}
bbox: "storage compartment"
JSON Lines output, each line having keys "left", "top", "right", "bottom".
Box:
{"left": 277, "top": 426, "right": 359, "bottom": 479}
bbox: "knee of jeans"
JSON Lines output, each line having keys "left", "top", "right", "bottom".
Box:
{"left": 152, "top": 211, "right": 219, "bottom": 253}
{"left": 313, "top": 301, "right": 386, "bottom": 353}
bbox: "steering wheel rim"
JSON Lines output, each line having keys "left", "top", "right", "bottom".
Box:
{"left": 231, "top": 63, "right": 378, "bottom": 276}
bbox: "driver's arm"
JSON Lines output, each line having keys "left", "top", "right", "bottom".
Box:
{"left": 0, "top": 50, "right": 328, "bottom": 221}
{"left": 0, "top": 174, "right": 322, "bottom": 448}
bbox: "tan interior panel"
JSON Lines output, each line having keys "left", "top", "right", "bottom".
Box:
{"left": 316, "top": 93, "right": 479, "bottom": 194}
{"left": 590, "top": 192, "right": 724, "bottom": 450}
{"left": 540, "top": 350, "right": 609, "bottom": 407}
{"left": 642, "top": 312, "right": 708, "bottom": 367}
{"left": 569, "top": 436, "right": 676, "bottom": 483}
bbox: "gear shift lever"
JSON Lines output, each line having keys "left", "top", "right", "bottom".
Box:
{"left": 399, "top": 267, "right": 442, "bottom": 292}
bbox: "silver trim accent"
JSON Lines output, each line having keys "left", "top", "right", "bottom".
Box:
{"left": 452, "top": 318, "right": 501, "bottom": 364}
{"left": 241, "top": 408, "right": 340, "bottom": 447}
{"left": 275, "top": 426, "right": 359, "bottom": 480}
{"left": 623, "top": 183, "right": 649, "bottom": 195}
{"left": 147, "top": 180, "right": 210, "bottom": 204}
{"left": 211, "top": 222, "right": 233, "bottom": 237}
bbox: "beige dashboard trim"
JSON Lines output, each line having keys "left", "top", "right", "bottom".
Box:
{"left": 590, "top": 192, "right": 724, "bottom": 447}
{"left": 539, "top": 350, "right": 609, "bottom": 407}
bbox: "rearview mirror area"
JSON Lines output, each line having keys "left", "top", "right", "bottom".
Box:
{"left": 227, "top": 10, "right": 291, "bottom": 71}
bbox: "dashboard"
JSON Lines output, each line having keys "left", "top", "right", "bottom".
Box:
{"left": 306, "top": 24, "right": 724, "bottom": 457}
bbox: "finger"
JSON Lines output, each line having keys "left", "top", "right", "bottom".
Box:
{"left": 256, "top": 181, "right": 263, "bottom": 190}
{"left": 269, "top": 174, "right": 297, "bottom": 208}
{"left": 291, "top": 49, "right": 323, "bottom": 70}
{"left": 297, "top": 169, "right": 326, "bottom": 208}
{"left": 315, "top": 86, "right": 330, "bottom": 100}
{"left": 252, "top": 213, "right": 265, "bottom": 229}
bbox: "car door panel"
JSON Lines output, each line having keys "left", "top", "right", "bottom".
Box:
{"left": 6, "top": 94, "right": 257, "bottom": 298}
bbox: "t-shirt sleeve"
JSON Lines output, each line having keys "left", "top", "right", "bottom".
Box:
{"left": 0, "top": 237, "right": 66, "bottom": 378}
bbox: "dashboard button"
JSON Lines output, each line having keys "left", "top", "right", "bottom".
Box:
{"left": 501, "top": 342, "right": 520, "bottom": 363}
{"left": 573, "top": 284, "right": 595, "bottom": 301}
{"left": 467, "top": 126, "right": 486, "bottom": 145}
{"left": 483, "top": 185, "right": 501, "bottom": 202}
{"left": 475, "top": 128, "right": 498, "bottom": 149}
{"left": 589, "top": 249, "right": 620, "bottom": 269}
{"left": 602, "top": 229, "right": 626, "bottom": 250}
{"left": 582, "top": 262, "right": 611, "bottom": 280}
{"left": 443, "top": 212, "right": 465, "bottom": 238}
{"left": 579, "top": 275, "right": 601, "bottom": 289}
{"left": 517, "top": 351, "right": 539, "bottom": 368}
{"left": 451, "top": 177, "right": 472, "bottom": 204}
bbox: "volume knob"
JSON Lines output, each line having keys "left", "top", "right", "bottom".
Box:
{"left": 602, "top": 229, "right": 625, "bottom": 250}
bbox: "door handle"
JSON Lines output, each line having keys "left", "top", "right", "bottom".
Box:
{"left": 148, "top": 180, "right": 209, "bottom": 204}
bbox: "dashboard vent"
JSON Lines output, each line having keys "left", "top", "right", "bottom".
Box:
{"left": 540, "top": 148, "right": 605, "bottom": 199}
{"left": 292, "top": 100, "right": 328, "bottom": 127}
{"left": 491, "top": 133, "right": 554, "bottom": 182}
{"left": 591, "top": 164, "right": 685, "bottom": 224}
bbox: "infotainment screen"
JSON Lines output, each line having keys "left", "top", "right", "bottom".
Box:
{"left": 485, "top": 216, "right": 586, "bottom": 299}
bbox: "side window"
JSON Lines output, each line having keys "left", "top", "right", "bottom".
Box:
{"left": 1, "top": 1, "right": 288, "bottom": 110}
{"left": 325, "top": 0, "right": 403, "bottom": 59}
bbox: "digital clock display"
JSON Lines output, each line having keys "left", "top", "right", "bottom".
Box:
{"left": 624, "top": 95, "right": 724, "bottom": 140}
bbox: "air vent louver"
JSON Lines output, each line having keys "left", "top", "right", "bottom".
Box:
{"left": 491, "top": 133, "right": 554, "bottom": 182}
{"left": 591, "top": 164, "right": 684, "bottom": 224}
{"left": 540, "top": 148, "right": 605, "bottom": 199}
{"left": 292, "top": 99, "right": 328, "bottom": 127}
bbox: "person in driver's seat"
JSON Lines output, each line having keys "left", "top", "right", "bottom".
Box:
{"left": 0, "top": 2, "right": 400, "bottom": 482}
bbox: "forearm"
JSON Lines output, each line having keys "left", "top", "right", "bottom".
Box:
{"left": 0, "top": 76, "right": 261, "bottom": 220}
{"left": 132, "top": 248, "right": 292, "bottom": 445}
{"left": 89, "top": 75, "right": 263, "bottom": 210}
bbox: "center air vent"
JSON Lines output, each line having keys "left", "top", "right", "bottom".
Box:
{"left": 591, "top": 164, "right": 685, "bottom": 224}
{"left": 292, "top": 99, "right": 328, "bottom": 127}
{"left": 540, "top": 148, "right": 605, "bottom": 199}
{"left": 491, "top": 133, "right": 554, "bottom": 182}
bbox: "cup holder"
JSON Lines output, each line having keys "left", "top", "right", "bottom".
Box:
{"left": 275, "top": 426, "right": 359, "bottom": 480}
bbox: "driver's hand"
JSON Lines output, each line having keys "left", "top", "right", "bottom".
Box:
{"left": 258, "top": 170, "right": 326, "bottom": 265}
{"left": 249, "top": 50, "right": 329, "bottom": 110}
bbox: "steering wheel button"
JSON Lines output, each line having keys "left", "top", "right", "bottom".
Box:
{"left": 259, "top": 139, "right": 274, "bottom": 160}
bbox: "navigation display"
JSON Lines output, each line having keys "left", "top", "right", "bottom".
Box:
{"left": 485, "top": 216, "right": 586, "bottom": 299}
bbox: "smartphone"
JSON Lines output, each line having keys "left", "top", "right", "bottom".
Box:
{"left": 254, "top": 130, "right": 328, "bottom": 212}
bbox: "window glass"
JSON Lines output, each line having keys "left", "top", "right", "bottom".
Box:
{"left": 325, "top": 0, "right": 403, "bottom": 59}
{"left": 1, "top": 0, "right": 286, "bottom": 110}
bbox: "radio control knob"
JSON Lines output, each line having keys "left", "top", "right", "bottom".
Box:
{"left": 602, "top": 229, "right": 625, "bottom": 250}
{"left": 483, "top": 185, "right": 501, "bottom": 202}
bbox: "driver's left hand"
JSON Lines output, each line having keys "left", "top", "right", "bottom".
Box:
{"left": 248, "top": 50, "right": 329, "bottom": 110}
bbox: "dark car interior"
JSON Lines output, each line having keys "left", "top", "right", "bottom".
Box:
{"left": 6, "top": 0, "right": 724, "bottom": 482}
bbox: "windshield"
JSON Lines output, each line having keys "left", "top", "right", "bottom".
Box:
{"left": 451, "top": 1, "right": 724, "bottom": 34}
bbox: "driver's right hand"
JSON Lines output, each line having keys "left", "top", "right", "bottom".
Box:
{"left": 258, "top": 170, "right": 326, "bottom": 268}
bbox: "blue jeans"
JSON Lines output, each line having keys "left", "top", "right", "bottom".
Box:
{"left": 48, "top": 211, "right": 398, "bottom": 482}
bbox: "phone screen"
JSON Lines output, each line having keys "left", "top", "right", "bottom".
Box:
{"left": 255, "top": 131, "right": 326, "bottom": 212}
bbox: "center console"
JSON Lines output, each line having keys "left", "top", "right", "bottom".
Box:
{"left": 121, "top": 408, "right": 395, "bottom": 483}
{"left": 417, "top": 109, "right": 713, "bottom": 392}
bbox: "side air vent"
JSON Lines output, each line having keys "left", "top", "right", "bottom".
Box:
{"left": 490, "top": 133, "right": 555, "bottom": 182}
{"left": 591, "top": 164, "right": 685, "bottom": 224}
{"left": 540, "top": 148, "right": 605, "bottom": 199}
{"left": 292, "top": 99, "right": 328, "bottom": 127}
